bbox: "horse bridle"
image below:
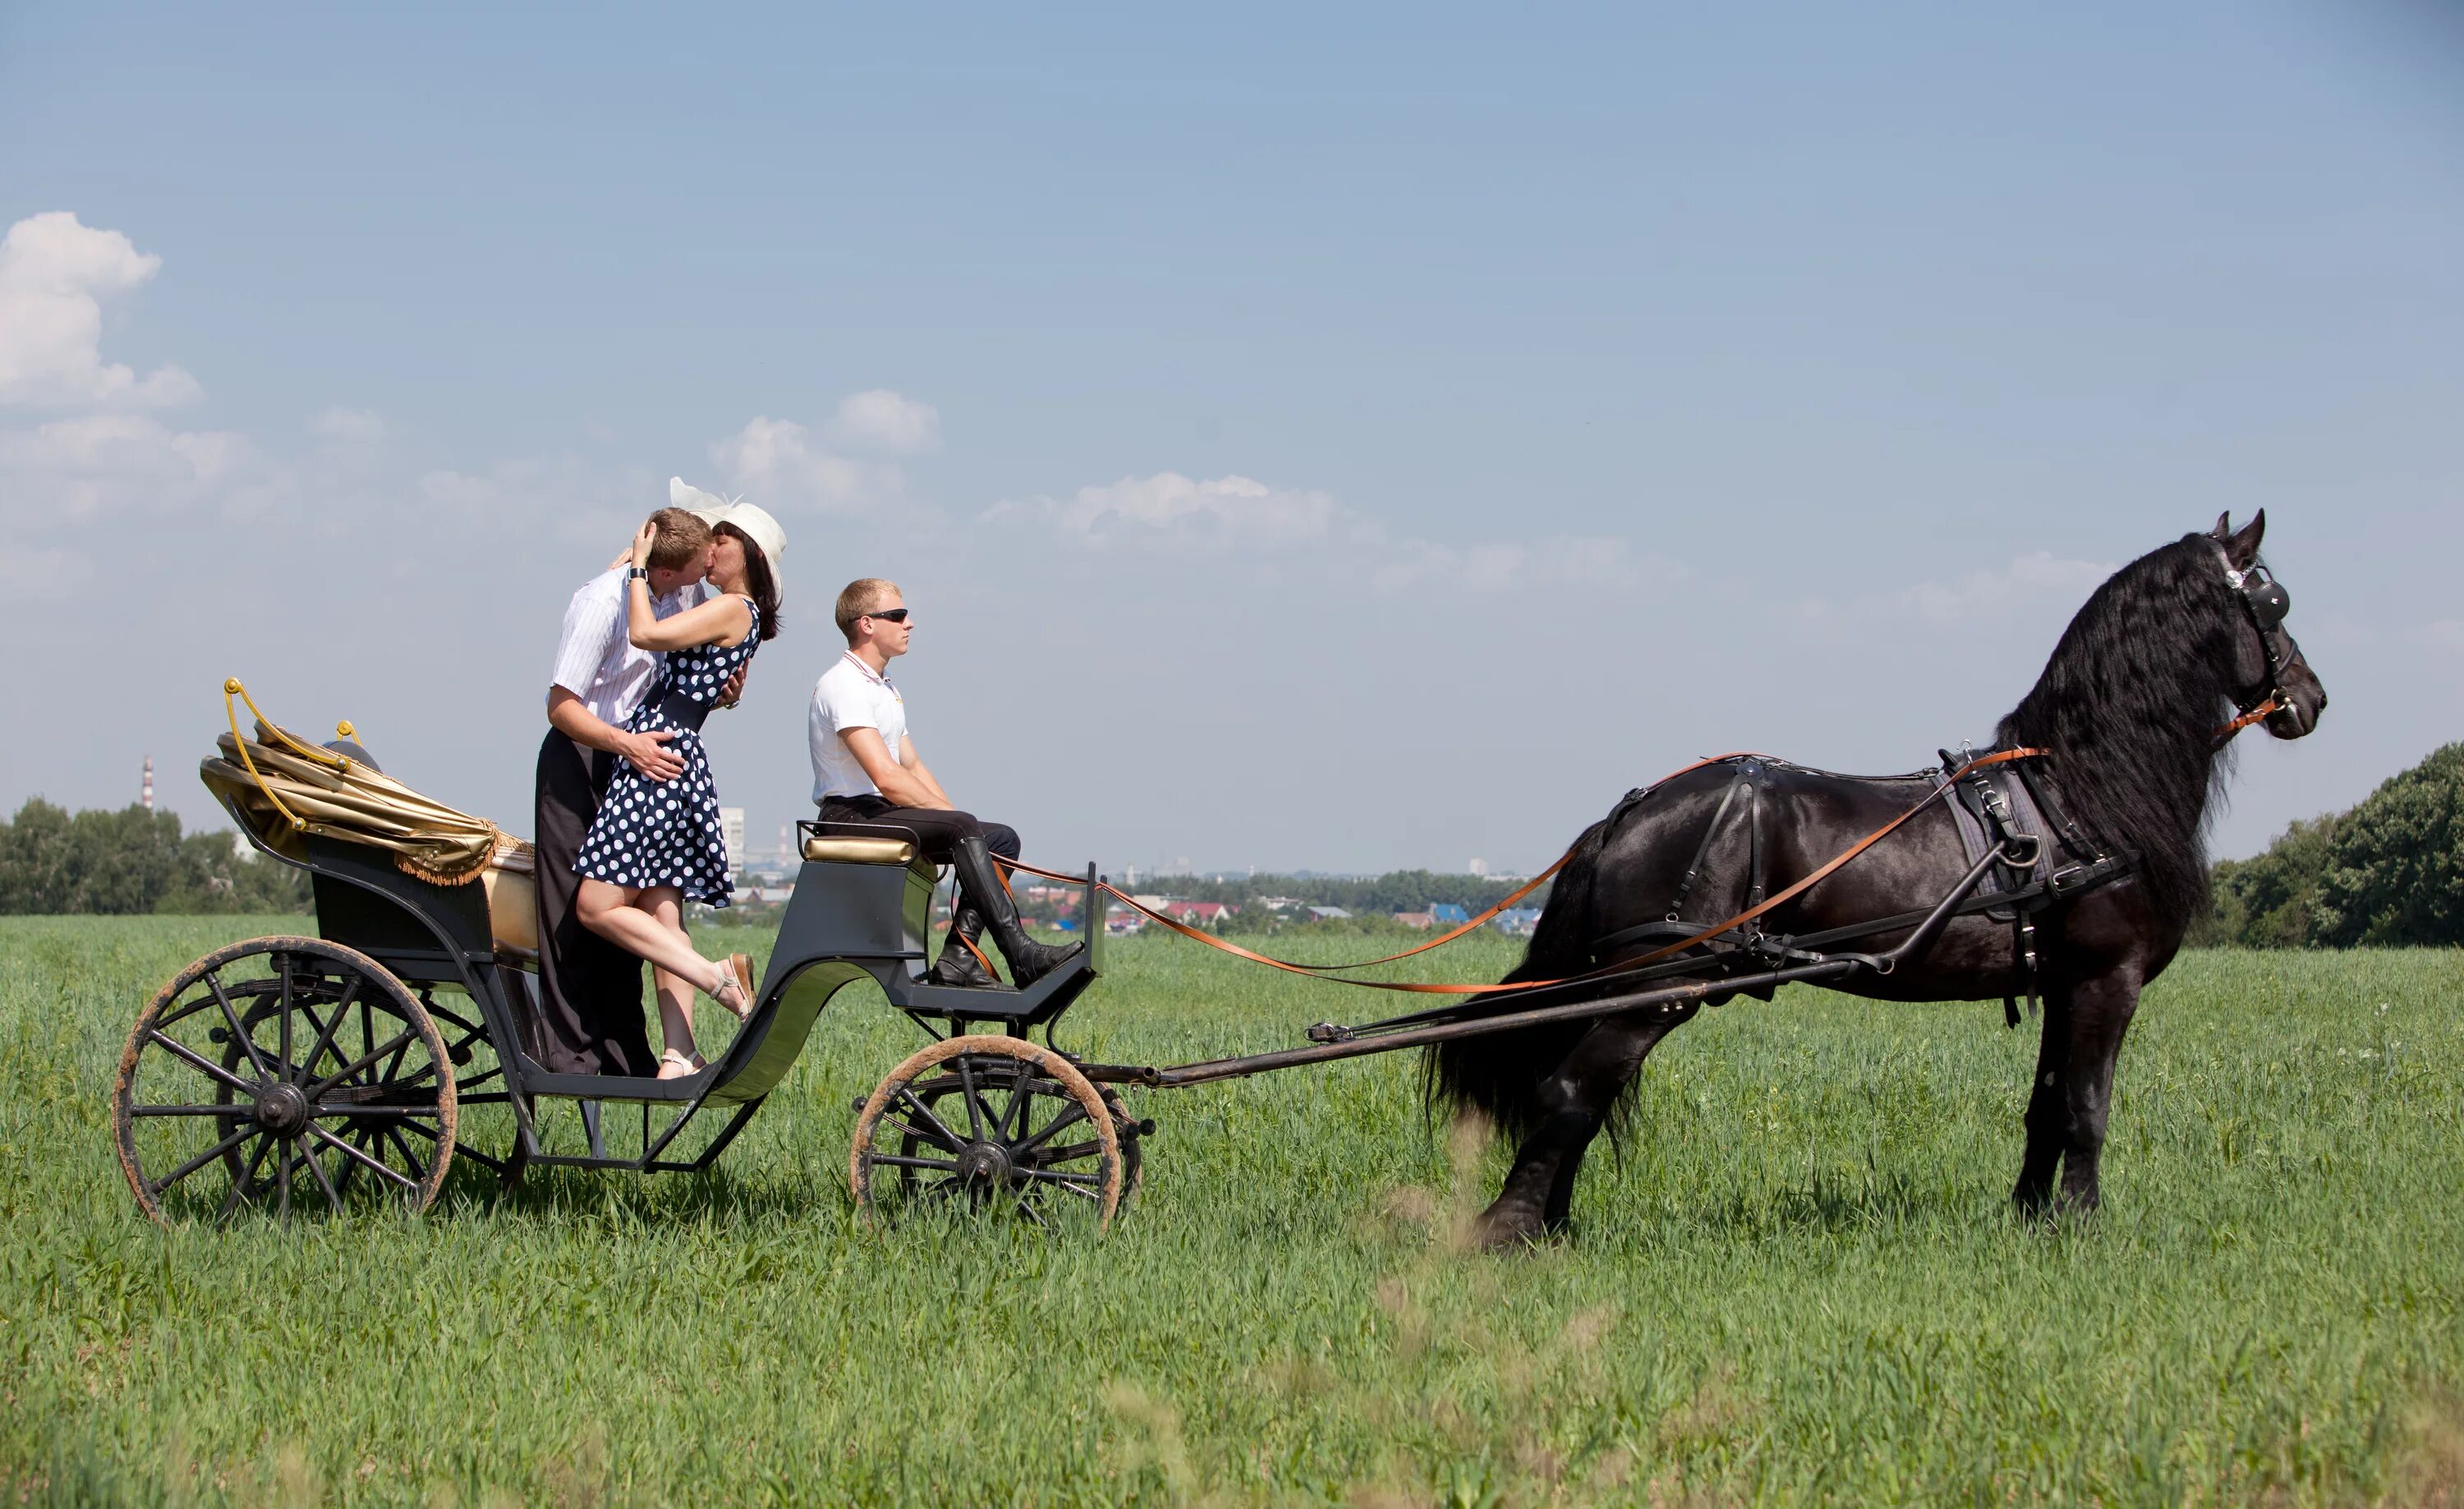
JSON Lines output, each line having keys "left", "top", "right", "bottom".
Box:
{"left": 2214, "top": 544, "right": 2294, "bottom": 738}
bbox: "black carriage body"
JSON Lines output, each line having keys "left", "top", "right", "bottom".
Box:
{"left": 216, "top": 789, "right": 1109, "bottom": 1185}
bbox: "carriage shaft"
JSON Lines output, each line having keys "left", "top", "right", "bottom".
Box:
{"left": 1078, "top": 957, "right": 1865, "bottom": 1089}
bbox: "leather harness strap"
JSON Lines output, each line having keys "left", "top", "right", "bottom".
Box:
{"left": 999, "top": 747, "right": 2048, "bottom": 996}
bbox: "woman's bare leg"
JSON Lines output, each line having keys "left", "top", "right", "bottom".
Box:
{"left": 577, "top": 878, "right": 724, "bottom": 996}
{"left": 645, "top": 890, "right": 701, "bottom": 1076}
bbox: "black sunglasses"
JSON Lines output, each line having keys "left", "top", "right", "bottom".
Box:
{"left": 863, "top": 608, "right": 911, "bottom": 623}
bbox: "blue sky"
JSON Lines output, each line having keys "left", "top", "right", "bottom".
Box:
{"left": 3, "top": 2, "right": 2459, "bottom": 874}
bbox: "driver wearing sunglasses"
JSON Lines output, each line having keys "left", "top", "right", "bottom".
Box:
{"left": 807, "top": 578, "right": 1083, "bottom": 989}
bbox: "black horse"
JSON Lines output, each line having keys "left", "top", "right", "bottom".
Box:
{"left": 1432, "top": 513, "right": 2326, "bottom": 1248}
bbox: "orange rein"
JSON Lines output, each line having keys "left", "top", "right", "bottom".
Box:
{"left": 2213, "top": 695, "right": 2282, "bottom": 744}
{"left": 1000, "top": 747, "right": 2047, "bottom": 996}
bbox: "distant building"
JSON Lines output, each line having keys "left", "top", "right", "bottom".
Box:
{"left": 719, "top": 807, "right": 747, "bottom": 876}
{"left": 1161, "top": 900, "right": 1234, "bottom": 928}
{"left": 1256, "top": 896, "right": 1303, "bottom": 913}
{"left": 1492, "top": 907, "right": 1542, "bottom": 936}
{"left": 1468, "top": 858, "right": 1487, "bottom": 876}
{"left": 1429, "top": 903, "right": 1470, "bottom": 927}
{"left": 1393, "top": 911, "right": 1436, "bottom": 929}
{"left": 1307, "top": 905, "right": 1351, "bottom": 922}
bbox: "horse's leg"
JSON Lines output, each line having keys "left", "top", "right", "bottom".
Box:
{"left": 2052, "top": 967, "right": 2144, "bottom": 1212}
{"left": 1472, "top": 1006, "right": 1696, "bottom": 1250}
{"left": 2011, "top": 982, "right": 2073, "bottom": 1215}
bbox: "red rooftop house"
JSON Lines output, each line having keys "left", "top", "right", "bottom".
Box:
{"left": 1160, "top": 900, "right": 1235, "bottom": 929}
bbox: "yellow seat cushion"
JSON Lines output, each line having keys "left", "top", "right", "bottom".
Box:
{"left": 479, "top": 837, "right": 539, "bottom": 955}
{"left": 802, "top": 835, "right": 917, "bottom": 866}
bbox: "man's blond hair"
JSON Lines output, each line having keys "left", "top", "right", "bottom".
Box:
{"left": 834, "top": 578, "right": 901, "bottom": 643}
{"left": 643, "top": 507, "right": 714, "bottom": 571}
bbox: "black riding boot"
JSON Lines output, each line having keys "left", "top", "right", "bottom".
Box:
{"left": 950, "top": 835, "right": 1083, "bottom": 987}
{"left": 926, "top": 903, "right": 1002, "bottom": 988}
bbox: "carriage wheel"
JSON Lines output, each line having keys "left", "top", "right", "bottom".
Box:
{"left": 413, "top": 985, "right": 528, "bottom": 1189}
{"left": 113, "top": 936, "right": 457, "bottom": 1225}
{"left": 850, "top": 1035, "right": 1127, "bottom": 1234}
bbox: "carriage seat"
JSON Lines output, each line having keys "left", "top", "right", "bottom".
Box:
{"left": 802, "top": 835, "right": 917, "bottom": 865}
{"left": 476, "top": 837, "right": 540, "bottom": 957}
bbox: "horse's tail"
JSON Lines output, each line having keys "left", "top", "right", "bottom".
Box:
{"left": 1424, "top": 815, "right": 1611, "bottom": 1143}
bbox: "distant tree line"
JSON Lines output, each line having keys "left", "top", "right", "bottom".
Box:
{"left": 0, "top": 799, "right": 310, "bottom": 915}
{"left": 1116, "top": 868, "right": 1547, "bottom": 918}
{"left": 2191, "top": 741, "right": 2461, "bottom": 949}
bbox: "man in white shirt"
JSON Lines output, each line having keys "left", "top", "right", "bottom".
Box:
{"left": 533, "top": 504, "right": 718, "bottom": 1074}
{"left": 809, "top": 577, "right": 1082, "bottom": 988}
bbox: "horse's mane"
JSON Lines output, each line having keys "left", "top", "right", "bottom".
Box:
{"left": 1995, "top": 533, "right": 2246, "bottom": 926}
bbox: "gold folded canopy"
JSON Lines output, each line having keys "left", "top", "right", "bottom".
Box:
{"left": 201, "top": 721, "right": 521, "bottom": 887}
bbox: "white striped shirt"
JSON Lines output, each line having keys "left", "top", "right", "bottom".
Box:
{"left": 549, "top": 569, "right": 702, "bottom": 725}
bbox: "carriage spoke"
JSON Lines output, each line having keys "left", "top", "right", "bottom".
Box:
{"left": 1010, "top": 1189, "right": 1051, "bottom": 1231}
{"left": 1014, "top": 1166, "right": 1102, "bottom": 1187}
{"left": 146, "top": 1031, "right": 262, "bottom": 1097}
{"left": 308, "top": 1031, "right": 416, "bottom": 1097}
{"left": 205, "top": 974, "right": 272, "bottom": 1082}
{"left": 296, "top": 980, "right": 362, "bottom": 1084}
{"left": 1015, "top": 1102, "right": 1089, "bottom": 1154}
{"left": 276, "top": 1132, "right": 292, "bottom": 1220}
{"left": 870, "top": 1153, "right": 963, "bottom": 1174}
{"left": 955, "top": 1057, "right": 986, "bottom": 1142}
{"left": 880, "top": 1109, "right": 957, "bottom": 1152}
{"left": 130, "top": 1103, "right": 257, "bottom": 1117}
{"left": 148, "top": 1122, "right": 260, "bottom": 1195}
{"left": 1001, "top": 1073, "right": 1054, "bottom": 1143}
{"left": 891, "top": 1088, "right": 964, "bottom": 1152}
{"left": 383, "top": 1126, "right": 430, "bottom": 1184}
{"left": 277, "top": 954, "right": 294, "bottom": 1080}
{"left": 218, "top": 1135, "right": 277, "bottom": 1224}
{"left": 297, "top": 1139, "right": 344, "bottom": 1213}
{"left": 1034, "top": 1139, "right": 1104, "bottom": 1166}
{"left": 307, "top": 1125, "right": 420, "bottom": 1189}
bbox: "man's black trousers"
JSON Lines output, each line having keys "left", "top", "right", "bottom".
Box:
{"left": 816, "top": 794, "right": 1020, "bottom": 867}
{"left": 532, "top": 730, "right": 653, "bottom": 1075}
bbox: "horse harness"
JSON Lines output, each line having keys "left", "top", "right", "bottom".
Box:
{"left": 1587, "top": 751, "right": 2137, "bottom": 1028}
{"left": 2216, "top": 545, "right": 2295, "bottom": 740}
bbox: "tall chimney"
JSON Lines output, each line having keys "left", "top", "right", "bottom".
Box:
{"left": 142, "top": 757, "right": 154, "bottom": 812}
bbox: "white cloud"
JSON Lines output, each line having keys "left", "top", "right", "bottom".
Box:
{"left": 710, "top": 413, "right": 902, "bottom": 513}
{"left": 1371, "top": 534, "right": 1662, "bottom": 593}
{"left": 1888, "top": 550, "right": 2114, "bottom": 623}
{"left": 0, "top": 212, "right": 200, "bottom": 408}
{"left": 310, "top": 407, "right": 386, "bottom": 444}
{"left": 825, "top": 389, "right": 940, "bottom": 455}
{"left": 0, "top": 412, "right": 249, "bottom": 524}
{"left": 987, "top": 472, "right": 1340, "bottom": 545}
{"left": 0, "top": 546, "right": 95, "bottom": 601}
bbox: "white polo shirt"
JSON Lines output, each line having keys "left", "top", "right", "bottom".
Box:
{"left": 810, "top": 652, "right": 908, "bottom": 802}
{"left": 549, "top": 569, "right": 700, "bottom": 725}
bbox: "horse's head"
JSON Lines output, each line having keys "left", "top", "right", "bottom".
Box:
{"left": 2210, "top": 511, "right": 2325, "bottom": 740}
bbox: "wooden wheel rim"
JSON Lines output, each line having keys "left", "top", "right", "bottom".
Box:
{"left": 849, "top": 1033, "right": 1123, "bottom": 1234}
{"left": 113, "top": 936, "right": 457, "bottom": 1226}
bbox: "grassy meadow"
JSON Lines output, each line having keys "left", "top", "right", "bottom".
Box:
{"left": 2, "top": 913, "right": 2459, "bottom": 1506}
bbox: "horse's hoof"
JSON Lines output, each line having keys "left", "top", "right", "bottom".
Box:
{"left": 1466, "top": 1203, "right": 1552, "bottom": 1253}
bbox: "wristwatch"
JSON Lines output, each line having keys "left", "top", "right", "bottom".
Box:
{"left": 627, "top": 567, "right": 650, "bottom": 581}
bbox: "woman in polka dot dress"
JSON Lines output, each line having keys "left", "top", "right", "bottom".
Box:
{"left": 576, "top": 509, "right": 786, "bottom": 1078}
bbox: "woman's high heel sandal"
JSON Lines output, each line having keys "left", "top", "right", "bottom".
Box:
{"left": 657, "top": 1047, "right": 706, "bottom": 1080}
{"left": 711, "top": 954, "right": 756, "bottom": 1022}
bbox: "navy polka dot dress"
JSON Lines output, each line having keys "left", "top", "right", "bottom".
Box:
{"left": 573, "top": 598, "right": 762, "bottom": 906}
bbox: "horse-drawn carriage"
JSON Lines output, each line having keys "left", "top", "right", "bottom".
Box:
{"left": 112, "top": 686, "right": 1143, "bottom": 1231}
{"left": 112, "top": 518, "right": 2322, "bottom": 1242}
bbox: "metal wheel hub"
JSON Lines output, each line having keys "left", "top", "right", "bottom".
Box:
{"left": 955, "top": 1141, "right": 1014, "bottom": 1188}
{"left": 252, "top": 1081, "right": 311, "bottom": 1137}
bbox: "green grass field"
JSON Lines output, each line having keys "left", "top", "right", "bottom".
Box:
{"left": 2, "top": 915, "right": 2458, "bottom": 1507}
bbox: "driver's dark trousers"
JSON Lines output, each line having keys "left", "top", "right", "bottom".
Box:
{"left": 816, "top": 794, "right": 1021, "bottom": 871}
{"left": 533, "top": 730, "right": 654, "bottom": 1076}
